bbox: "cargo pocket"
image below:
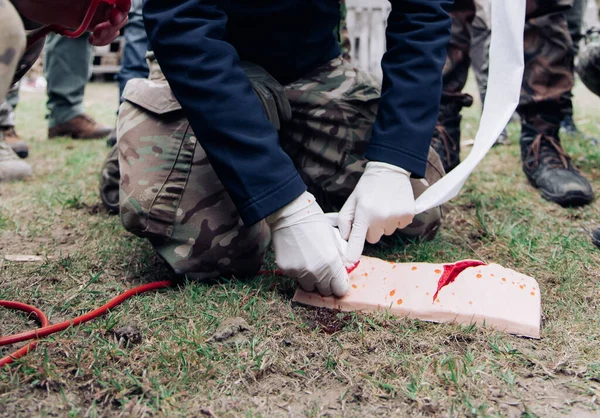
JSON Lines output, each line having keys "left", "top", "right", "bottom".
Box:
{"left": 118, "top": 78, "right": 196, "bottom": 240}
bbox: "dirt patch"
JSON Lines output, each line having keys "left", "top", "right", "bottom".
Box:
{"left": 109, "top": 325, "right": 143, "bottom": 347}
{"left": 297, "top": 307, "right": 353, "bottom": 334}
{"left": 207, "top": 317, "right": 254, "bottom": 345}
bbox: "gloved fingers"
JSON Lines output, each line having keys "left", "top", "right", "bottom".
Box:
{"left": 297, "top": 277, "right": 317, "bottom": 294}
{"left": 397, "top": 213, "right": 415, "bottom": 230}
{"left": 346, "top": 219, "right": 368, "bottom": 264}
{"left": 366, "top": 224, "right": 384, "bottom": 245}
{"left": 330, "top": 268, "right": 350, "bottom": 297}
{"left": 324, "top": 212, "right": 339, "bottom": 227}
{"left": 314, "top": 278, "right": 333, "bottom": 297}
{"left": 337, "top": 197, "right": 357, "bottom": 241}
{"left": 383, "top": 217, "right": 401, "bottom": 236}
{"left": 312, "top": 254, "right": 349, "bottom": 297}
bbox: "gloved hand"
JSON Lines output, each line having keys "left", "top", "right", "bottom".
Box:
{"left": 337, "top": 162, "right": 415, "bottom": 263}
{"left": 266, "top": 191, "right": 350, "bottom": 297}
{"left": 240, "top": 61, "right": 292, "bottom": 131}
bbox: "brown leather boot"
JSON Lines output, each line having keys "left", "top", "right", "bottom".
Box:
{"left": 0, "top": 127, "right": 28, "bottom": 158}
{"left": 48, "top": 114, "right": 113, "bottom": 140}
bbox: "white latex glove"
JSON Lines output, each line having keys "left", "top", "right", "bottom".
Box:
{"left": 338, "top": 161, "right": 415, "bottom": 263}
{"left": 266, "top": 191, "right": 350, "bottom": 297}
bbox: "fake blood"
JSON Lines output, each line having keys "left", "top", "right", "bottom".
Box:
{"left": 432, "top": 260, "right": 486, "bottom": 303}
{"left": 346, "top": 261, "right": 360, "bottom": 274}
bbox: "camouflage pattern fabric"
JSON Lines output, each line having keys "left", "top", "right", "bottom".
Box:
{"left": 117, "top": 56, "right": 445, "bottom": 279}
{"left": 442, "top": 0, "right": 575, "bottom": 132}
{"left": 0, "top": 0, "right": 26, "bottom": 100}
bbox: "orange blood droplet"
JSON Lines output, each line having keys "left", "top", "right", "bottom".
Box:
{"left": 352, "top": 284, "right": 357, "bottom": 289}
{"left": 397, "top": 299, "right": 403, "bottom": 305}
{"left": 502, "top": 278, "right": 507, "bottom": 282}
{"left": 389, "top": 289, "right": 396, "bottom": 297}
{"left": 434, "top": 269, "right": 442, "bottom": 274}
{"left": 426, "top": 292, "right": 430, "bottom": 296}
{"left": 411, "top": 266, "right": 417, "bottom": 271}
{"left": 519, "top": 285, "right": 525, "bottom": 289}
{"left": 476, "top": 274, "right": 482, "bottom": 279}
{"left": 469, "top": 301, "right": 473, "bottom": 305}
{"left": 436, "top": 299, "right": 441, "bottom": 303}
{"left": 531, "top": 292, "right": 535, "bottom": 296}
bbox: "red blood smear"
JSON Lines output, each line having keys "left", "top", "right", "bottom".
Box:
{"left": 346, "top": 261, "right": 360, "bottom": 274}
{"left": 432, "top": 260, "right": 486, "bottom": 303}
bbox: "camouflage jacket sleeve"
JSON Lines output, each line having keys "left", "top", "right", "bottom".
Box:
{"left": 366, "top": 0, "right": 453, "bottom": 178}
{"left": 142, "top": 0, "right": 306, "bottom": 226}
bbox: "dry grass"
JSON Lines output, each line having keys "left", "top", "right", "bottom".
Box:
{"left": 1, "top": 77, "right": 600, "bottom": 417}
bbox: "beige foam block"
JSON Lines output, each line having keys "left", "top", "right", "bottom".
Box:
{"left": 293, "top": 256, "right": 541, "bottom": 338}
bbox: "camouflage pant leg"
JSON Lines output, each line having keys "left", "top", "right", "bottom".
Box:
{"left": 0, "top": 0, "right": 26, "bottom": 100}
{"left": 117, "top": 76, "right": 270, "bottom": 280}
{"left": 470, "top": 0, "right": 491, "bottom": 103}
{"left": 519, "top": 0, "right": 575, "bottom": 124}
{"left": 280, "top": 58, "right": 445, "bottom": 242}
{"left": 443, "top": 0, "right": 475, "bottom": 96}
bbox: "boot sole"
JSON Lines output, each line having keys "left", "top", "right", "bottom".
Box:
{"left": 48, "top": 132, "right": 112, "bottom": 140}
{"left": 540, "top": 189, "right": 594, "bottom": 207}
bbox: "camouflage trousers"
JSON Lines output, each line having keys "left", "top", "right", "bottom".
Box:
{"left": 444, "top": 0, "right": 575, "bottom": 126}
{"left": 117, "top": 57, "right": 445, "bottom": 279}
{"left": 0, "top": 0, "right": 26, "bottom": 100}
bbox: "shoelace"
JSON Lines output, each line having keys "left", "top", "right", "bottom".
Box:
{"left": 432, "top": 124, "right": 457, "bottom": 168}
{"left": 525, "top": 133, "right": 569, "bottom": 171}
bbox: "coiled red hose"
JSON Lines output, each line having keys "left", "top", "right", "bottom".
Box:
{"left": 1, "top": 263, "right": 358, "bottom": 368}
{"left": 0, "top": 280, "right": 173, "bottom": 368}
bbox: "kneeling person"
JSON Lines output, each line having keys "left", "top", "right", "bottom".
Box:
{"left": 109, "top": 1, "right": 453, "bottom": 297}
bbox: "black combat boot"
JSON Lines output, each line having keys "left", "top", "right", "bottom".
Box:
{"left": 99, "top": 145, "right": 120, "bottom": 214}
{"left": 592, "top": 226, "right": 600, "bottom": 249}
{"left": 520, "top": 116, "right": 593, "bottom": 207}
{"left": 431, "top": 93, "right": 473, "bottom": 173}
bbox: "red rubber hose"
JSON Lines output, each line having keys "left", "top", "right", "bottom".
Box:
{"left": 1, "top": 263, "right": 359, "bottom": 368}
{"left": 0, "top": 280, "right": 173, "bottom": 368}
{"left": 0, "top": 301, "right": 50, "bottom": 367}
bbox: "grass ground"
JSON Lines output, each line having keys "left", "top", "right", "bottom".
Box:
{"left": 1, "top": 76, "right": 600, "bottom": 417}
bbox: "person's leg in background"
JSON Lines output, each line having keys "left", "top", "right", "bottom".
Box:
{"left": 518, "top": 0, "right": 593, "bottom": 206}
{"left": 559, "top": 0, "right": 598, "bottom": 141}
{"left": 469, "top": 0, "right": 510, "bottom": 145}
{"left": 0, "top": 0, "right": 31, "bottom": 181}
{"left": 44, "top": 33, "right": 112, "bottom": 140}
{"left": 431, "top": 0, "right": 475, "bottom": 173}
{"left": 107, "top": 0, "right": 150, "bottom": 146}
{"left": 0, "top": 83, "right": 29, "bottom": 158}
